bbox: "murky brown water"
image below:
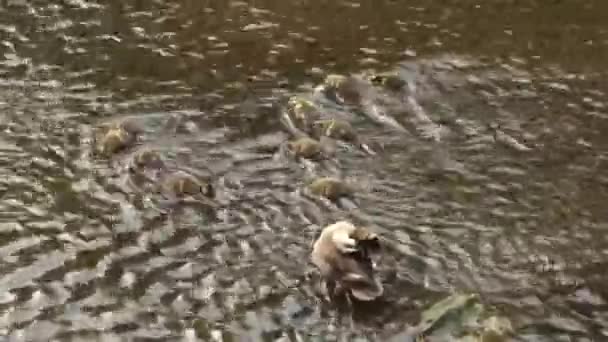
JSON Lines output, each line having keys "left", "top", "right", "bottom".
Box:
{"left": 1, "top": 0, "right": 608, "bottom": 340}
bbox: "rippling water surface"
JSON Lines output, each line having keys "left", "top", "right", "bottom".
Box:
{"left": 1, "top": 0, "right": 608, "bottom": 340}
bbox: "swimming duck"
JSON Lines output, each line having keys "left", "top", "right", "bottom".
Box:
{"left": 96, "top": 128, "right": 133, "bottom": 156}
{"left": 129, "top": 148, "right": 165, "bottom": 173}
{"left": 312, "top": 119, "right": 357, "bottom": 142}
{"left": 311, "top": 221, "right": 383, "bottom": 301}
{"left": 159, "top": 171, "right": 215, "bottom": 199}
{"left": 367, "top": 72, "right": 407, "bottom": 92}
{"left": 94, "top": 119, "right": 141, "bottom": 156}
{"left": 312, "top": 119, "right": 377, "bottom": 155}
{"left": 307, "top": 177, "right": 352, "bottom": 201}
{"left": 286, "top": 137, "right": 323, "bottom": 159}
{"left": 286, "top": 96, "right": 321, "bottom": 130}
{"left": 320, "top": 74, "right": 363, "bottom": 105}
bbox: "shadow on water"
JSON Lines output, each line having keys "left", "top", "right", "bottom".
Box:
{"left": 1, "top": 0, "right": 608, "bottom": 340}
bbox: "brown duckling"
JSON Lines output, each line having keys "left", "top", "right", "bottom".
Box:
{"left": 286, "top": 96, "right": 321, "bottom": 130}
{"left": 130, "top": 148, "right": 164, "bottom": 170}
{"left": 307, "top": 177, "right": 352, "bottom": 201}
{"left": 320, "top": 74, "right": 363, "bottom": 105}
{"left": 312, "top": 119, "right": 357, "bottom": 142}
{"left": 96, "top": 128, "right": 132, "bottom": 155}
{"left": 286, "top": 137, "right": 323, "bottom": 159}
{"left": 312, "top": 119, "right": 376, "bottom": 155}
{"left": 311, "top": 221, "right": 383, "bottom": 301}
{"left": 95, "top": 119, "right": 141, "bottom": 156}
{"left": 160, "top": 171, "right": 215, "bottom": 199}
{"left": 367, "top": 72, "right": 406, "bottom": 92}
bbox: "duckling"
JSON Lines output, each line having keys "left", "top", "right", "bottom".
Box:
{"left": 286, "top": 137, "right": 323, "bottom": 159}
{"left": 308, "top": 177, "right": 358, "bottom": 203}
{"left": 321, "top": 74, "right": 363, "bottom": 105}
{"left": 367, "top": 72, "right": 406, "bottom": 92}
{"left": 96, "top": 128, "right": 130, "bottom": 155}
{"left": 129, "top": 148, "right": 165, "bottom": 173}
{"left": 94, "top": 119, "right": 141, "bottom": 156}
{"left": 312, "top": 119, "right": 377, "bottom": 155}
{"left": 307, "top": 177, "right": 352, "bottom": 201}
{"left": 312, "top": 119, "right": 357, "bottom": 142}
{"left": 311, "top": 221, "right": 383, "bottom": 301}
{"left": 286, "top": 96, "right": 322, "bottom": 130}
{"left": 160, "top": 171, "right": 215, "bottom": 199}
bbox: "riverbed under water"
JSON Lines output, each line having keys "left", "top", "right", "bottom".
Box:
{"left": 1, "top": 0, "right": 608, "bottom": 341}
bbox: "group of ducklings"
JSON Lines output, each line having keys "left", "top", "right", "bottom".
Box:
{"left": 94, "top": 117, "right": 376, "bottom": 302}
{"left": 282, "top": 96, "right": 360, "bottom": 202}
{"left": 283, "top": 72, "right": 408, "bottom": 199}
{"left": 285, "top": 100, "right": 360, "bottom": 145}
{"left": 280, "top": 76, "right": 396, "bottom": 301}
{"left": 91, "top": 85, "right": 512, "bottom": 340}
{"left": 284, "top": 83, "right": 378, "bottom": 155}
{"left": 93, "top": 118, "right": 215, "bottom": 203}
{"left": 283, "top": 71, "right": 420, "bottom": 203}
{"left": 319, "top": 73, "right": 406, "bottom": 105}
{"left": 94, "top": 116, "right": 377, "bottom": 303}
{"left": 284, "top": 71, "right": 407, "bottom": 153}
{"left": 281, "top": 75, "right": 388, "bottom": 202}
{"left": 90, "top": 74, "right": 514, "bottom": 338}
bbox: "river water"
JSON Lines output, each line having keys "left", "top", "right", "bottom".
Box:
{"left": 1, "top": 0, "right": 608, "bottom": 341}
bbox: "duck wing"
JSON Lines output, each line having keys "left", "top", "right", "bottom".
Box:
{"left": 336, "top": 254, "right": 383, "bottom": 301}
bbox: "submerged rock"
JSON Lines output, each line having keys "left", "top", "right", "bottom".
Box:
{"left": 410, "top": 293, "right": 513, "bottom": 341}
